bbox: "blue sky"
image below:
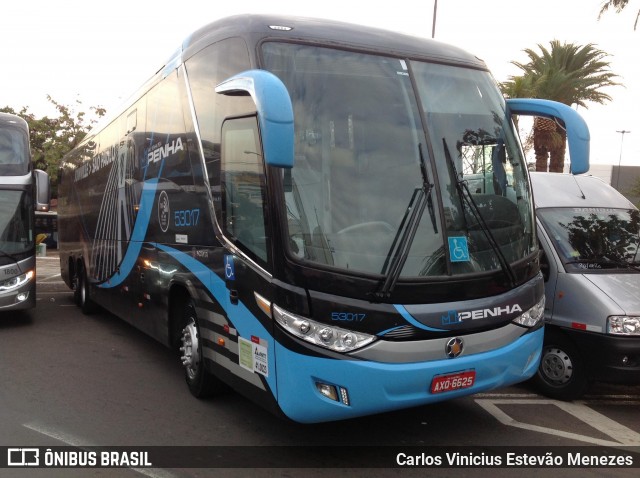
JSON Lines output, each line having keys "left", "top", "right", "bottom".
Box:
{"left": 3, "top": 0, "right": 637, "bottom": 167}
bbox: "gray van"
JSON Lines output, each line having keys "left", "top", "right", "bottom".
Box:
{"left": 530, "top": 172, "right": 640, "bottom": 399}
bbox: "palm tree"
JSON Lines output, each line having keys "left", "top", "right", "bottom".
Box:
{"left": 598, "top": 0, "right": 640, "bottom": 30}
{"left": 501, "top": 41, "right": 621, "bottom": 172}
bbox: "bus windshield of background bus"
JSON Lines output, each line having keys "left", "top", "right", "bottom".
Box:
{"left": 262, "top": 43, "right": 535, "bottom": 279}
{"left": 0, "top": 127, "right": 30, "bottom": 176}
{"left": 0, "top": 190, "right": 34, "bottom": 260}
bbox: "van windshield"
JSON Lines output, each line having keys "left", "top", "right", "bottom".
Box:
{"left": 538, "top": 207, "right": 640, "bottom": 272}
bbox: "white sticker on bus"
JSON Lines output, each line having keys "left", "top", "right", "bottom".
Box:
{"left": 239, "top": 336, "right": 269, "bottom": 377}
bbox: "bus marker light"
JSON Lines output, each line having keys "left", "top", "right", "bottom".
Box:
{"left": 339, "top": 387, "right": 350, "bottom": 406}
{"left": 269, "top": 25, "right": 293, "bottom": 31}
{"left": 254, "top": 292, "right": 272, "bottom": 318}
{"left": 218, "top": 337, "right": 226, "bottom": 347}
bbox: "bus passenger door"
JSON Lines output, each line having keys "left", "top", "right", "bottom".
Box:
{"left": 219, "top": 115, "right": 274, "bottom": 340}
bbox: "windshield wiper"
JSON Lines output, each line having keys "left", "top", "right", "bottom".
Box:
{"left": 375, "top": 143, "right": 434, "bottom": 299}
{"left": 564, "top": 258, "right": 640, "bottom": 272}
{"left": 0, "top": 249, "right": 20, "bottom": 265}
{"left": 443, "top": 138, "right": 517, "bottom": 288}
{"left": 419, "top": 143, "right": 438, "bottom": 235}
{"left": 597, "top": 256, "right": 639, "bottom": 272}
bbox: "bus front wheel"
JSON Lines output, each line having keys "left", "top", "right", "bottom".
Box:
{"left": 179, "top": 299, "right": 223, "bottom": 398}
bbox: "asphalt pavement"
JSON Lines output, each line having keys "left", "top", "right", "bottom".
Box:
{"left": 36, "top": 248, "right": 69, "bottom": 293}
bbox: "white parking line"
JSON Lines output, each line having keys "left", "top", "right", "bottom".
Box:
{"left": 23, "top": 422, "right": 178, "bottom": 478}
{"left": 39, "top": 274, "right": 63, "bottom": 281}
{"left": 476, "top": 398, "right": 640, "bottom": 446}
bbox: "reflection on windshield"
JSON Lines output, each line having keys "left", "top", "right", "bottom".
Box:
{"left": 0, "top": 190, "right": 34, "bottom": 262}
{"left": 538, "top": 208, "right": 640, "bottom": 271}
{"left": 0, "top": 126, "right": 30, "bottom": 176}
{"left": 263, "top": 42, "right": 534, "bottom": 279}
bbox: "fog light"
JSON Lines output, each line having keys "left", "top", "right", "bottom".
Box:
{"left": 16, "top": 292, "right": 29, "bottom": 302}
{"left": 316, "top": 382, "right": 339, "bottom": 402}
{"left": 622, "top": 356, "right": 629, "bottom": 366}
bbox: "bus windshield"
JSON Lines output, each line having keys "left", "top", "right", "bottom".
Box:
{"left": 263, "top": 43, "right": 535, "bottom": 278}
{"left": 0, "top": 190, "right": 34, "bottom": 261}
{"left": 0, "top": 124, "right": 30, "bottom": 176}
{"left": 538, "top": 207, "right": 640, "bottom": 272}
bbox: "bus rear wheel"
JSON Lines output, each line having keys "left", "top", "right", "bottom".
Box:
{"left": 78, "top": 265, "right": 98, "bottom": 315}
{"left": 179, "top": 299, "right": 223, "bottom": 398}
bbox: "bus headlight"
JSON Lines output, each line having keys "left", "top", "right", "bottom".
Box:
{"left": 608, "top": 316, "right": 640, "bottom": 336}
{"left": 273, "top": 304, "right": 376, "bottom": 352}
{"left": 511, "top": 295, "right": 545, "bottom": 327}
{"left": 0, "top": 270, "right": 34, "bottom": 291}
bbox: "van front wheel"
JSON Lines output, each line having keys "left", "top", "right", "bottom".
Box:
{"left": 533, "top": 329, "right": 588, "bottom": 400}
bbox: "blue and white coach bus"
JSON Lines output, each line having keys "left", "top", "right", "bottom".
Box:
{"left": 0, "top": 112, "right": 49, "bottom": 311}
{"left": 58, "top": 15, "right": 590, "bottom": 423}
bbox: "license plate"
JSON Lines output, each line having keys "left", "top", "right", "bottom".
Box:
{"left": 430, "top": 370, "right": 476, "bottom": 394}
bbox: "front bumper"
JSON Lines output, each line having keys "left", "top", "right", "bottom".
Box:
{"left": 275, "top": 327, "right": 543, "bottom": 423}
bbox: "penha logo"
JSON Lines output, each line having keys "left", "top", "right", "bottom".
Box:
{"left": 441, "top": 304, "right": 522, "bottom": 325}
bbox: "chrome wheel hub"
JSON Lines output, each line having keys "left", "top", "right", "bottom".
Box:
{"left": 180, "top": 321, "right": 200, "bottom": 380}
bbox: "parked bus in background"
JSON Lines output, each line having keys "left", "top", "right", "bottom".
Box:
{"left": 0, "top": 112, "right": 50, "bottom": 311}
{"left": 57, "top": 15, "right": 590, "bottom": 423}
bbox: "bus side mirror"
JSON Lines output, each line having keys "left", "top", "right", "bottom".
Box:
{"left": 216, "top": 69, "right": 294, "bottom": 169}
{"left": 34, "top": 169, "right": 50, "bottom": 212}
{"left": 506, "top": 98, "right": 590, "bottom": 174}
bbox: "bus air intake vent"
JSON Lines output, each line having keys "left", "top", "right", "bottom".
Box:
{"left": 381, "top": 325, "right": 418, "bottom": 339}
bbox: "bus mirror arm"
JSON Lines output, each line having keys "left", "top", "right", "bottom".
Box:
{"left": 216, "top": 70, "right": 295, "bottom": 169}
{"left": 506, "top": 98, "right": 590, "bottom": 175}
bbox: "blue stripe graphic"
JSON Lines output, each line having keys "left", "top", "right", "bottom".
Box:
{"left": 153, "top": 244, "right": 277, "bottom": 395}
{"left": 393, "top": 304, "right": 447, "bottom": 332}
{"left": 98, "top": 178, "right": 160, "bottom": 288}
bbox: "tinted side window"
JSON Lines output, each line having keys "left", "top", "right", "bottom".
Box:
{"left": 221, "top": 116, "right": 269, "bottom": 265}
{"left": 185, "top": 38, "right": 252, "bottom": 219}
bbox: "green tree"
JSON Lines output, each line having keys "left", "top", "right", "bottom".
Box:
{"left": 501, "top": 41, "right": 620, "bottom": 173}
{"left": 599, "top": 0, "right": 640, "bottom": 30}
{"left": 629, "top": 176, "right": 640, "bottom": 208}
{"left": 1, "top": 98, "right": 105, "bottom": 197}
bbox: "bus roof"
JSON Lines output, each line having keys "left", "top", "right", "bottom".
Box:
{"left": 179, "top": 15, "right": 488, "bottom": 71}
{"left": 0, "top": 112, "right": 29, "bottom": 132}
{"left": 85, "top": 14, "right": 489, "bottom": 142}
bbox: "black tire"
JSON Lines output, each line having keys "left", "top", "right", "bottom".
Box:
{"left": 533, "top": 329, "right": 589, "bottom": 400}
{"left": 72, "top": 263, "right": 81, "bottom": 305}
{"left": 179, "top": 298, "right": 224, "bottom": 398}
{"left": 78, "top": 266, "right": 98, "bottom": 315}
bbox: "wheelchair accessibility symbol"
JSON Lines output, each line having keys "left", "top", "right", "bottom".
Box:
{"left": 224, "top": 255, "right": 236, "bottom": 280}
{"left": 448, "top": 236, "right": 470, "bottom": 262}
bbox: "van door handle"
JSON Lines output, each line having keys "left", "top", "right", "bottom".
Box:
{"left": 229, "top": 289, "right": 239, "bottom": 305}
